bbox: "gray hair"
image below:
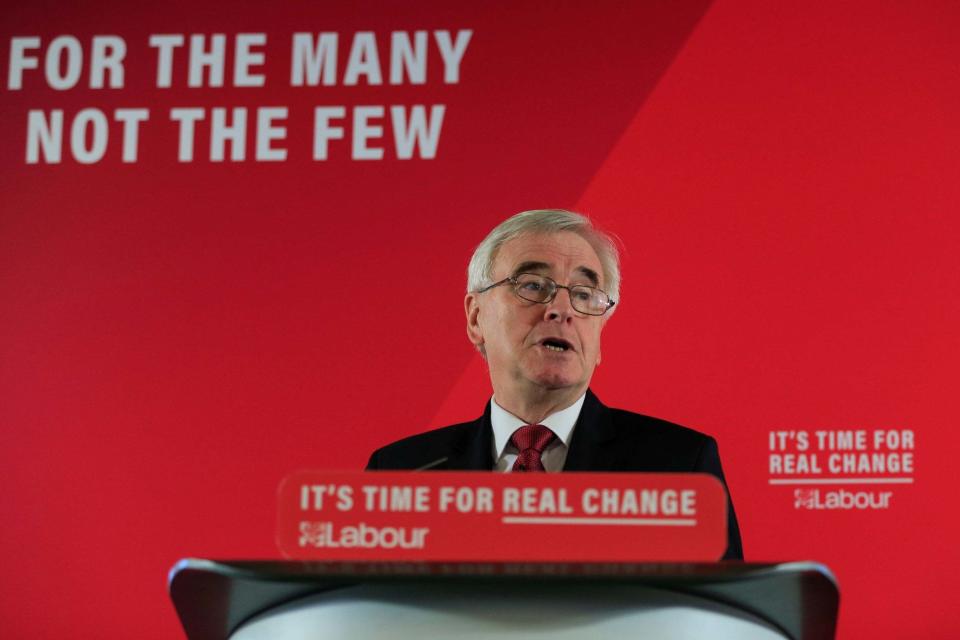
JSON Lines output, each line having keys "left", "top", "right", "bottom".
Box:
{"left": 467, "top": 209, "right": 621, "bottom": 309}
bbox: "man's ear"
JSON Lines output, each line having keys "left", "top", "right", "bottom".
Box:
{"left": 597, "top": 316, "right": 608, "bottom": 365}
{"left": 465, "top": 293, "right": 484, "bottom": 349}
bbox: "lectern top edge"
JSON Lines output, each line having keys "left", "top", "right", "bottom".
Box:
{"left": 169, "top": 559, "right": 839, "bottom": 640}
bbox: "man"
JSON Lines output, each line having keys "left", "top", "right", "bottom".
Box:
{"left": 367, "top": 209, "right": 743, "bottom": 560}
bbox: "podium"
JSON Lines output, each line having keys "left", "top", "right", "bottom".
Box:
{"left": 169, "top": 560, "right": 838, "bottom": 639}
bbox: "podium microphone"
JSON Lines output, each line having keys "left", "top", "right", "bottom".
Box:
{"left": 415, "top": 457, "right": 449, "bottom": 471}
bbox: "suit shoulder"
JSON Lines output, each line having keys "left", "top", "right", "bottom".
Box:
{"left": 603, "top": 407, "right": 721, "bottom": 471}
{"left": 607, "top": 407, "right": 716, "bottom": 447}
{"left": 366, "top": 421, "right": 477, "bottom": 470}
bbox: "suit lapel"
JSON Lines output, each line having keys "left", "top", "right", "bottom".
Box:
{"left": 562, "top": 389, "right": 621, "bottom": 471}
{"left": 443, "top": 401, "right": 495, "bottom": 470}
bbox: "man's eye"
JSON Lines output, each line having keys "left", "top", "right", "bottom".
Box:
{"left": 574, "top": 290, "right": 592, "bottom": 301}
{"left": 520, "top": 281, "right": 543, "bottom": 291}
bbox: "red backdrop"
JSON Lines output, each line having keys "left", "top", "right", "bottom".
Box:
{"left": 2, "top": 1, "right": 958, "bottom": 638}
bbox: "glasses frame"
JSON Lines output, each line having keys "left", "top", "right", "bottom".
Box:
{"left": 476, "top": 273, "right": 616, "bottom": 316}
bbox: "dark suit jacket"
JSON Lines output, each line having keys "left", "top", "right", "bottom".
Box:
{"left": 367, "top": 389, "right": 744, "bottom": 560}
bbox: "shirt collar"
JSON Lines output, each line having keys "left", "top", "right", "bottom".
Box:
{"left": 490, "top": 393, "right": 586, "bottom": 458}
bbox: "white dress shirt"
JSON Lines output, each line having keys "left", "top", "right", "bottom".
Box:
{"left": 490, "top": 394, "right": 586, "bottom": 472}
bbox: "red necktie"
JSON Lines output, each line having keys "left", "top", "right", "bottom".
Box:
{"left": 510, "top": 424, "right": 557, "bottom": 472}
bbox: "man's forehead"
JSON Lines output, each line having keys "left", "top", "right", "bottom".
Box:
{"left": 493, "top": 232, "right": 603, "bottom": 283}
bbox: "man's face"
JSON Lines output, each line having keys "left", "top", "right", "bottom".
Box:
{"left": 465, "top": 231, "right": 607, "bottom": 401}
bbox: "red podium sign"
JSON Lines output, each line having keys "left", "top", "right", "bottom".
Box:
{"left": 277, "top": 472, "right": 728, "bottom": 562}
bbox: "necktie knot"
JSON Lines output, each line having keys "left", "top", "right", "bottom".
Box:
{"left": 510, "top": 424, "right": 556, "bottom": 472}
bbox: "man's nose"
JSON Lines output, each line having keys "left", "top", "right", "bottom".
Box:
{"left": 544, "top": 287, "right": 576, "bottom": 322}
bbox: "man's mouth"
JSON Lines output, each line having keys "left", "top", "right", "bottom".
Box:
{"left": 540, "top": 338, "right": 573, "bottom": 353}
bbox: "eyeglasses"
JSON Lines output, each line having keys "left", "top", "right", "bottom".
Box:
{"left": 476, "top": 273, "right": 616, "bottom": 316}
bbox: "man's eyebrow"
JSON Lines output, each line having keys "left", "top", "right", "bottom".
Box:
{"left": 512, "top": 261, "right": 550, "bottom": 276}
{"left": 512, "top": 261, "right": 601, "bottom": 287}
{"left": 575, "top": 266, "right": 600, "bottom": 287}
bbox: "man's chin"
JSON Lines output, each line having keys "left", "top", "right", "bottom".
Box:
{"left": 526, "top": 371, "right": 584, "bottom": 393}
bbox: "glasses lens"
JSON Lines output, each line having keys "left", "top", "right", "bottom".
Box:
{"left": 570, "top": 286, "right": 610, "bottom": 315}
{"left": 514, "top": 274, "right": 554, "bottom": 303}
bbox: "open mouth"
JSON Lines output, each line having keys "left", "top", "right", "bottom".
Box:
{"left": 540, "top": 338, "right": 573, "bottom": 353}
